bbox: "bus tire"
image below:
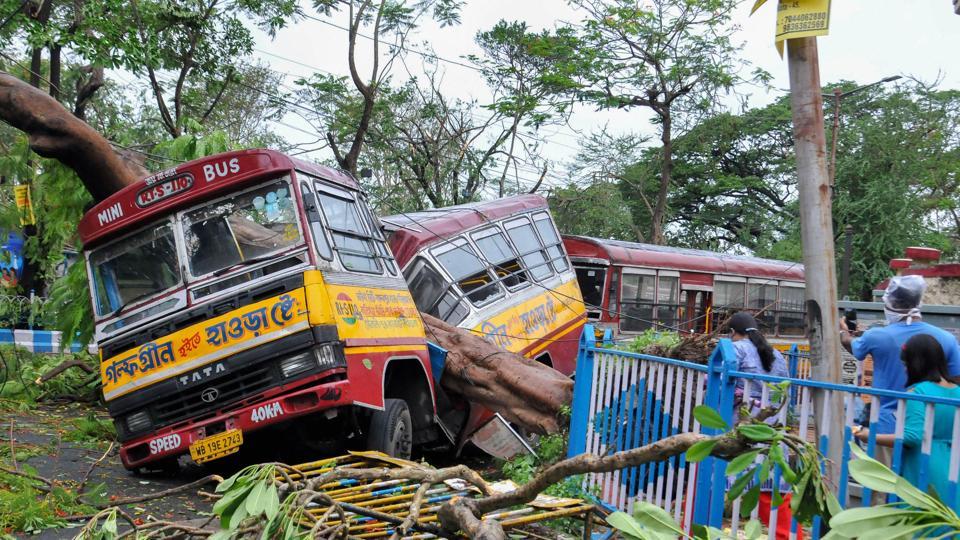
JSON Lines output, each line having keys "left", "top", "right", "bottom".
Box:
{"left": 367, "top": 399, "right": 413, "bottom": 459}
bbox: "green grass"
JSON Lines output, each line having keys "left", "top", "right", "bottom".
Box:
{"left": 63, "top": 413, "right": 116, "bottom": 445}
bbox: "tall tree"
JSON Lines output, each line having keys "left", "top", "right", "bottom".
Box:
{"left": 624, "top": 96, "right": 797, "bottom": 253}
{"left": 567, "top": 0, "right": 755, "bottom": 244}
{"left": 471, "top": 20, "right": 579, "bottom": 197}
{"left": 828, "top": 81, "right": 960, "bottom": 298}
{"left": 310, "top": 0, "right": 463, "bottom": 176}
{"left": 297, "top": 70, "right": 518, "bottom": 209}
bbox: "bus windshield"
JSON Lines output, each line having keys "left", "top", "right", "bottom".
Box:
{"left": 89, "top": 222, "right": 181, "bottom": 317}
{"left": 182, "top": 179, "right": 300, "bottom": 277}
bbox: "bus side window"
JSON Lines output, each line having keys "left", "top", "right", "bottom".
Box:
{"left": 359, "top": 199, "right": 398, "bottom": 276}
{"left": 433, "top": 240, "right": 503, "bottom": 306}
{"left": 505, "top": 217, "right": 553, "bottom": 281}
{"left": 404, "top": 258, "right": 468, "bottom": 325}
{"left": 778, "top": 283, "right": 806, "bottom": 336}
{"left": 314, "top": 182, "right": 382, "bottom": 274}
{"left": 532, "top": 213, "right": 569, "bottom": 273}
{"left": 748, "top": 281, "right": 778, "bottom": 332}
{"left": 714, "top": 278, "right": 745, "bottom": 325}
{"left": 656, "top": 274, "right": 679, "bottom": 329}
{"left": 472, "top": 228, "right": 528, "bottom": 289}
{"left": 300, "top": 182, "right": 333, "bottom": 261}
{"left": 620, "top": 271, "right": 655, "bottom": 332}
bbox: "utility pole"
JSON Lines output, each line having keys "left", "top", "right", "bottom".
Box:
{"left": 786, "top": 37, "right": 844, "bottom": 480}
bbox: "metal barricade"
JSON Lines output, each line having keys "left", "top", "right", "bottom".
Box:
{"left": 568, "top": 324, "right": 960, "bottom": 539}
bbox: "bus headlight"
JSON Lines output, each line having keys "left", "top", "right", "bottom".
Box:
{"left": 315, "top": 343, "right": 346, "bottom": 371}
{"left": 279, "top": 352, "right": 315, "bottom": 379}
{"left": 125, "top": 411, "right": 152, "bottom": 434}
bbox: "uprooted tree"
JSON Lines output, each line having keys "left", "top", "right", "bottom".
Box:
{"left": 0, "top": 70, "right": 571, "bottom": 435}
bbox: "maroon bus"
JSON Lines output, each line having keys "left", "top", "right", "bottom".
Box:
{"left": 563, "top": 236, "right": 806, "bottom": 342}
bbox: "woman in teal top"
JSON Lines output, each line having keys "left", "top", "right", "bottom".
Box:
{"left": 856, "top": 333, "right": 960, "bottom": 505}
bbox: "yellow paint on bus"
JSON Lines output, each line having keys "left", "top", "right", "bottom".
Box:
{"left": 471, "top": 278, "right": 584, "bottom": 355}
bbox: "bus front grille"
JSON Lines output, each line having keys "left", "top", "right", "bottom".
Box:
{"left": 153, "top": 363, "right": 278, "bottom": 426}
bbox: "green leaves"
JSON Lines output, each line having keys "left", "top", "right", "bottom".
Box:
{"left": 725, "top": 450, "right": 760, "bottom": 476}
{"left": 629, "top": 502, "right": 685, "bottom": 538}
{"left": 824, "top": 443, "right": 960, "bottom": 538}
{"left": 693, "top": 405, "right": 729, "bottom": 431}
{"left": 686, "top": 439, "right": 718, "bottom": 463}
{"left": 605, "top": 504, "right": 685, "bottom": 540}
{"left": 212, "top": 465, "right": 279, "bottom": 533}
{"left": 736, "top": 424, "right": 777, "bottom": 442}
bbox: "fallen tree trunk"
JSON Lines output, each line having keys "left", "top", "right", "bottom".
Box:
{"left": 421, "top": 313, "right": 573, "bottom": 435}
{"left": 0, "top": 71, "right": 143, "bottom": 201}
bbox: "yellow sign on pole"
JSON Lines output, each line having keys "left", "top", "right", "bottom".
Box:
{"left": 751, "top": 0, "right": 832, "bottom": 56}
{"left": 13, "top": 184, "right": 36, "bottom": 226}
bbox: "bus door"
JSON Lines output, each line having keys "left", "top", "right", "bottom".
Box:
{"left": 679, "top": 272, "right": 713, "bottom": 334}
{"left": 571, "top": 262, "right": 608, "bottom": 321}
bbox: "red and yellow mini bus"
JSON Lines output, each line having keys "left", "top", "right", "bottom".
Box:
{"left": 383, "top": 196, "right": 586, "bottom": 454}
{"left": 563, "top": 236, "right": 806, "bottom": 344}
{"left": 79, "top": 149, "right": 446, "bottom": 470}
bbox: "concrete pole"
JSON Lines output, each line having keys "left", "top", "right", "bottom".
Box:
{"left": 786, "top": 37, "right": 845, "bottom": 479}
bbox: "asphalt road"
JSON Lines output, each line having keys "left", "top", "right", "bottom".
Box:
{"left": 3, "top": 403, "right": 213, "bottom": 539}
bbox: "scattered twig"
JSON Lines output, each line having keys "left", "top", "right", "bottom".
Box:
{"left": 389, "top": 481, "right": 431, "bottom": 540}
{"left": 35, "top": 358, "right": 95, "bottom": 385}
{"left": 9, "top": 418, "right": 15, "bottom": 469}
{"left": 0, "top": 464, "right": 53, "bottom": 491}
{"left": 78, "top": 441, "right": 115, "bottom": 494}
{"left": 89, "top": 474, "right": 223, "bottom": 509}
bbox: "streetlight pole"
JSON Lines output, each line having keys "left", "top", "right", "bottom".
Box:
{"left": 825, "top": 75, "right": 902, "bottom": 187}
{"left": 825, "top": 75, "right": 902, "bottom": 299}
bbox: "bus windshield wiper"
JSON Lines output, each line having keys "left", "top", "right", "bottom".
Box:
{"left": 212, "top": 255, "right": 277, "bottom": 277}
{"left": 109, "top": 291, "right": 157, "bottom": 319}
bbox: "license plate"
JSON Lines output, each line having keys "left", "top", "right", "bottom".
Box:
{"left": 189, "top": 429, "right": 242, "bottom": 464}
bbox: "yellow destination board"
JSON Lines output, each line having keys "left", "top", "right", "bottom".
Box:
{"left": 101, "top": 288, "right": 309, "bottom": 400}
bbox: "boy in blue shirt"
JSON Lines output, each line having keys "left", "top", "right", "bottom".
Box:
{"left": 841, "top": 275, "right": 960, "bottom": 435}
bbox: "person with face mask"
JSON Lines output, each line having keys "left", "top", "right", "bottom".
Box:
{"left": 841, "top": 275, "right": 960, "bottom": 453}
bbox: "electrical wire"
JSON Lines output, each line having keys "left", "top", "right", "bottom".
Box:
{"left": 0, "top": 0, "right": 29, "bottom": 33}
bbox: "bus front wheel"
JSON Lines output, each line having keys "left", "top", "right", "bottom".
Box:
{"left": 367, "top": 399, "right": 413, "bottom": 459}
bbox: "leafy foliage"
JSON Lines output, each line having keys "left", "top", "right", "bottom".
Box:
{"left": 560, "top": 0, "right": 758, "bottom": 244}
{"left": 685, "top": 398, "right": 839, "bottom": 525}
{"left": 823, "top": 444, "right": 960, "bottom": 539}
{"left": 0, "top": 346, "right": 98, "bottom": 404}
{"left": 211, "top": 464, "right": 280, "bottom": 537}
{"left": 610, "top": 330, "right": 682, "bottom": 355}
{"left": 0, "top": 465, "right": 96, "bottom": 533}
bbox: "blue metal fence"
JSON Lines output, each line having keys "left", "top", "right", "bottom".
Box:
{"left": 568, "top": 324, "right": 960, "bottom": 538}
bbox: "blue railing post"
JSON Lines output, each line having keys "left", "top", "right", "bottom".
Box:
{"left": 694, "top": 339, "right": 737, "bottom": 525}
{"left": 567, "top": 324, "right": 597, "bottom": 458}
{"left": 788, "top": 344, "right": 800, "bottom": 410}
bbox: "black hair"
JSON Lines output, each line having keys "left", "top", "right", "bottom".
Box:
{"left": 730, "top": 311, "right": 775, "bottom": 372}
{"left": 901, "top": 333, "right": 959, "bottom": 387}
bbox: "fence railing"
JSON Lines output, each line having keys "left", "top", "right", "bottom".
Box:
{"left": 0, "top": 329, "right": 92, "bottom": 354}
{"left": 568, "top": 324, "right": 960, "bottom": 539}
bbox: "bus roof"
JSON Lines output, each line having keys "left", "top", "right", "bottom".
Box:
{"left": 78, "top": 149, "right": 358, "bottom": 247}
{"left": 563, "top": 235, "right": 805, "bottom": 281}
{"left": 383, "top": 194, "right": 549, "bottom": 266}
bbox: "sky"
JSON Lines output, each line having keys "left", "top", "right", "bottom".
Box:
{"left": 251, "top": 1, "right": 960, "bottom": 192}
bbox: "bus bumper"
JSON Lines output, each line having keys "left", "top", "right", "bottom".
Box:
{"left": 119, "top": 378, "right": 351, "bottom": 470}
